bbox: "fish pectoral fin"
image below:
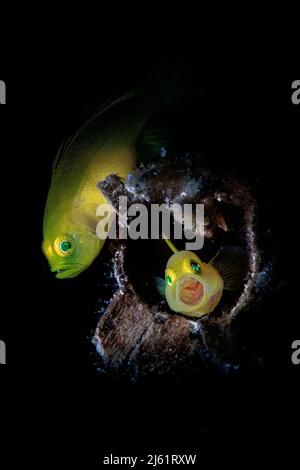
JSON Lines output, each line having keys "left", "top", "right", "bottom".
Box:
{"left": 74, "top": 203, "right": 100, "bottom": 234}
{"left": 154, "top": 277, "right": 166, "bottom": 297}
{"left": 136, "top": 111, "right": 177, "bottom": 162}
{"left": 209, "top": 246, "right": 249, "bottom": 290}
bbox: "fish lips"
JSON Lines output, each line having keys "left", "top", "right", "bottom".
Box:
{"left": 50, "top": 263, "right": 85, "bottom": 279}
{"left": 176, "top": 276, "right": 204, "bottom": 306}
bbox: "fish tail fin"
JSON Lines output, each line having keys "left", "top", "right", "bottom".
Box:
{"left": 209, "top": 246, "right": 249, "bottom": 290}
{"left": 154, "top": 277, "right": 166, "bottom": 297}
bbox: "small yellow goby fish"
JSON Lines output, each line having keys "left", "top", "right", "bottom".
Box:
{"left": 155, "top": 239, "right": 248, "bottom": 318}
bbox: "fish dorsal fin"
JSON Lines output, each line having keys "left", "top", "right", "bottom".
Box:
{"left": 209, "top": 246, "right": 249, "bottom": 290}
{"left": 52, "top": 135, "right": 75, "bottom": 175}
{"left": 52, "top": 90, "right": 139, "bottom": 175}
{"left": 154, "top": 277, "right": 166, "bottom": 297}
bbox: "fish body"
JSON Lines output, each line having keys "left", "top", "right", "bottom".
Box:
{"left": 42, "top": 64, "right": 205, "bottom": 278}
{"left": 155, "top": 243, "right": 248, "bottom": 318}
{"left": 42, "top": 92, "right": 168, "bottom": 278}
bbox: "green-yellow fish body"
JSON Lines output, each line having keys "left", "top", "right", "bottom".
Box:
{"left": 42, "top": 64, "right": 206, "bottom": 278}
{"left": 43, "top": 92, "right": 162, "bottom": 278}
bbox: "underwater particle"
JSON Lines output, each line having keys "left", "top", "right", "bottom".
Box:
{"left": 160, "top": 146, "right": 167, "bottom": 158}
{"left": 92, "top": 330, "right": 105, "bottom": 358}
{"left": 189, "top": 320, "right": 202, "bottom": 335}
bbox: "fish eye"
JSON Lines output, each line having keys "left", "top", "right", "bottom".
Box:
{"left": 166, "top": 275, "right": 172, "bottom": 286}
{"left": 60, "top": 240, "right": 72, "bottom": 252}
{"left": 190, "top": 260, "right": 201, "bottom": 273}
{"left": 53, "top": 235, "right": 74, "bottom": 257}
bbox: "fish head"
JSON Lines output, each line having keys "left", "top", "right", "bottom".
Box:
{"left": 42, "top": 222, "right": 102, "bottom": 279}
{"left": 165, "top": 250, "right": 205, "bottom": 310}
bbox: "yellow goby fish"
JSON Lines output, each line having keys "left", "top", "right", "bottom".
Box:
{"left": 42, "top": 84, "right": 184, "bottom": 279}
{"left": 155, "top": 239, "right": 248, "bottom": 317}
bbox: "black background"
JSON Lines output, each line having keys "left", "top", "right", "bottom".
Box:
{"left": 0, "top": 43, "right": 299, "bottom": 466}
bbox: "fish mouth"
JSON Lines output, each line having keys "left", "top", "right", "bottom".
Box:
{"left": 50, "top": 264, "right": 85, "bottom": 279}
{"left": 178, "top": 276, "right": 204, "bottom": 306}
{"left": 55, "top": 269, "right": 79, "bottom": 279}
